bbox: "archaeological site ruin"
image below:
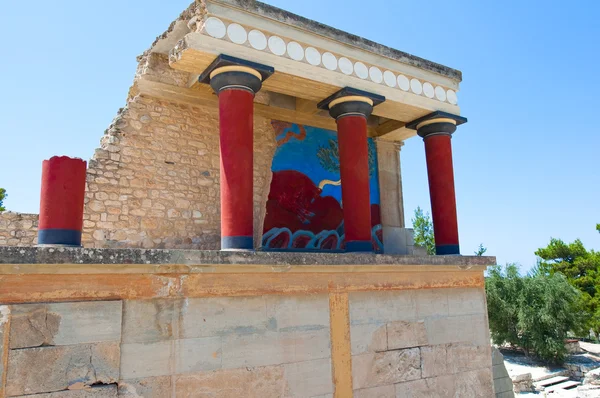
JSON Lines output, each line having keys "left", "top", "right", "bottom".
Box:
{"left": 0, "top": 0, "right": 497, "bottom": 396}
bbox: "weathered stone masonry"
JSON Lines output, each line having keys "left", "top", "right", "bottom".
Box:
{"left": 0, "top": 213, "right": 38, "bottom": 246}
{"left": 81, "top": 53, "right": 276, "bottom": 250}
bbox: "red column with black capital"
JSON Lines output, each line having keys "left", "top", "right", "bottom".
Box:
{"left": 209, "top": 65, "right": 264, "bottom": 250}
{"left": 326, "top": 95, "right": 378, "bottom": 252}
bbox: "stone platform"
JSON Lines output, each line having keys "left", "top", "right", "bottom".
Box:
{"left": 0, "top": 247, "right": 496, "bottom": 397}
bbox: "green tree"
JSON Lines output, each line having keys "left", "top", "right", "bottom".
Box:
{"left": 0, "top": 188, "right": 6, "bottom": 212}
{"left": 475, "top": 244, "right": 487, "bottom": 256}
{"left": 486, "top": 263, "right": 583, "bottom": 363}
{"left": 536, "top": 232, "right": 600, "bottom": 337}
{"left": 412, "top": 207, "right": 435, "bottom": 255}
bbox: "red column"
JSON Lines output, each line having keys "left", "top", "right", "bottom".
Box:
{"left": 218, "top": 88, "right": 254, "bottom": 250}
{"left": 208, "top": 65, "right": 263, "bottom": 250}
{"left": 424, "top": 134, "right": 459, "bottom": 254}
{"left": 337, "top": 115, "right": 373, "bottom": 251}
{"left": 38, "top": 156, "right": 87, "bottom": 246}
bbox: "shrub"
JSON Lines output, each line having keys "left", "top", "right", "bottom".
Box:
{"left": 486, "top": 264, "right": 583, "bottom": 363}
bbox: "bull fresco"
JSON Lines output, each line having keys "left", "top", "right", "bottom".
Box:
{"left": 262, "top": 121, "right": 383, "bottom": 251}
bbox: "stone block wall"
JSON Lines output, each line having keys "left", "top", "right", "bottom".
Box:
{"left": 0, "top": 213, "right": 38, "bottom": 246}
{"left": 0, "top": 287, "right": 494, "bottom": 397}
{"left": 349, "top": 287, "right": 494, "bottom": 397}
{"left": 0, "top": 296, "right": 333, "bottom": 397}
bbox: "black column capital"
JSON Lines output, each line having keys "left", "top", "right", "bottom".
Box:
{"left": 406, "top": 111, "right": 467, "bottom": 139}
{"left": 199, "top": 54, "right": 274, "bottom": 94}
{"left": 318, "top": 87, "right": 385, "bottom": 119}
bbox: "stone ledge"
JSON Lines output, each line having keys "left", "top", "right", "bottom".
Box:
{"left": 0, "top": 246, "right": 495, "bottom": 269}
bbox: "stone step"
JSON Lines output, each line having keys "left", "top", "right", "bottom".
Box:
{"left": 544, "top": 380, "right": 581, "bottom": 393}
{"left": 532, "top": 369, "right": 570, "bottom": 383}
{"left": 534, "top": 375, "right": 569, "bottom": 388}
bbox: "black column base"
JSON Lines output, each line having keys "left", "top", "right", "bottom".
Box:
{"left": 345, "top": 240, "right": 373, "bottom": 252}
{"left": 37, "top": 229, "right": 82, "bottom": 246}
{"left": 221, "top": 236, "right": 254, "bottom": 251}
{"left": 435, "top": 244, "right": 460, "bottom": 255}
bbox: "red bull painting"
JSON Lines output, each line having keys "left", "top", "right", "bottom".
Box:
{"left": 263, "top": 121, "right": 383, "bottom": 252}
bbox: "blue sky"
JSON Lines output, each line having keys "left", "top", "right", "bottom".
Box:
{"left": 1, "top": 0, "right": 598, "bottom": 269}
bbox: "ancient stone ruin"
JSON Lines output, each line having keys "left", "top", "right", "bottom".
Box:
{"left": 0, "top": 0, "right": 496, "bottom": 396}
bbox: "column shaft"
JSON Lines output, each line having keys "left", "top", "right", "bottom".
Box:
{"left": 218, "top": 88, "right": 254, "bottom": 250}
{"left": 337, "top": 115, "right": 372, "bottom": 251}
{"left": 38, "top": 156, "right": 87, "bottom": 246}
{"left": 424, "top": 134, "right": 459, "bottom": 254}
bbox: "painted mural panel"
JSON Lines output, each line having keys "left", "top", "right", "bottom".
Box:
{"left": 263, "top": 121, "right": 383, "bottom": 251}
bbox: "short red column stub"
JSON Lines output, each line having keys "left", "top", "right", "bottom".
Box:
{"left": 38, "top": 156, "right": 87, "bottom": 246}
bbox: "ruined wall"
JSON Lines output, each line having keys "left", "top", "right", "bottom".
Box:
{"left": 0, "top": 213, "right": 38, "bottom": 246}
{"left": 82, "top": 53, "right": 276, "bottom": 249}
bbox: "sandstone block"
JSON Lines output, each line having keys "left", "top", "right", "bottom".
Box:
{"left": 424, "top": 314, "right": 487, "bottom": 345}
{"left": 14, "top": 386, "right": 117, "bottom": 397}
{"left": 174, "top": 365, "right": 286, "bottom": 398}
{"left": 118, "top": 376, "right": 171, "bottom": 398}
{"left": 0, "top": 306, "right": 10, "bottom": 397}
{"left": 447, "top": 288, "right": 486, "bottom": 316}
{"left": 283, "top": 358, "right": 333, "bottom": 397}
{"left": 414, "top": 289, "right": 449, "bottom": 318}
{"left": 349, "top": 291, "right": 417, "bottom": 326}
{"left": 420, "top": 344, "right": 448, "bottom": 378}
{"left": 454, "top": 368, "right": 494, "bottom": 397}
{"left": 494, "top": 376, "right": 514, "bottom": 394}
{"left": 265, "top": 294, "right": 330, "bottom": 332}
{"left": 6, "top": 342, "right": 119, "bottom": 396}
{"left": 351, "top": 323, "right": 387, "bottom": 355}
{"left": 394, "top": 375, "right": 455, "bottom": 398}
{"left": 182, "top": 296, "right": 270, "bottom": 339}
{"left": 221, "top": 329, "right": 330, "bottom": 369}
{"left": 122, "top": 299, "right": 184, "bottom": 343}
{"left": 9, "top": 301, "right": 122, "bottom": 349}
{"left": 446, "top": 343, "right": 491, "bottom": 373}
{"left": 352, "top": 348, "right": 421, "bottom": 390}
{"left": 354, "top": 385, "right": 396, "bottom": 398}
{"left": 120, "top": 337, "right": 221, "bottom": 379}
{"left": 387, "top": 321, "right": 427, "bottom": 350}
{"left": 493, "top": 363, "right": 510, "bottom": 380}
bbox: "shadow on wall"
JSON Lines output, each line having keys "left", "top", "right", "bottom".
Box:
{"left": 262, "top": 121, "right": 383, "bottom": 252}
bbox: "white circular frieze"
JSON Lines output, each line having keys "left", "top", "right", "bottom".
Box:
{"left": 287, "top": 41, "right": 304, "bottom": 61}
{"left": 248, "top": 29, "right": 267, "bottom": 50}
{"left": 354, "top": 62, "right": 368, "bottom": 79}
{"left": 397, "top": 75, "right": 410, "bottom": 91}
{"left": 369, "top": 67, "right": 383, "bottom": 83}
{"left": 338, "top": 57, "right": 353, "bottom": 75}
{"left": 305, "top": 47, "right": 321, "bottom": 66}
{"left": 383, "top": 71, "right": 396, "bottom": 87}
{"left": 205, "top": 17, "right": 226, "bottom": 39}
{"left": 322, "top": 52, "right": 338, "bottom": 71}
{"left": 268, "top": 36, "right": 286, "bottom": 55}
{"left": 447, "top": 89, "right": 458, "bottom": 105}
{"left": 410, "top": 79, "right": 423, "bottom": 95}
{"left": 423, "top": 82, "right": 434, "bottom": 98}
{"left": 435, "top": 86, "right": 447, "bottom": 102}
{"left": 227, "top": 23, "right": 247, "bottom": 44}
